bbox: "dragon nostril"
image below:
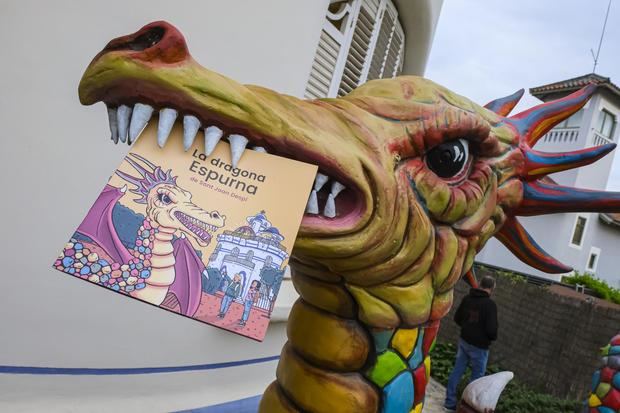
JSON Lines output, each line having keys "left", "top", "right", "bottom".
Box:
{"left": 127, "top": 26, "right": 165, "bottom": 51}
{"left": 104, "top": 26, "right": 166, "bottom": 53}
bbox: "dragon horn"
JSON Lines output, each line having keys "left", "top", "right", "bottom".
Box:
{"left": 115, "top": 169, "right": 144, "bottom": 187}
{"left": 523, "top": 143, "right": 616, "bottom": 179}
{"left": 495, "top": 217, "right": 572, "bottom": 273}
{"left": 517, "top": 181, "right": 620, "bottom": 216}
{"left": 509, "top": 84, "right": 597, "bottom": 147}
{"left": 484, "top": 88, "right": 524, "bottom": 116}
{"left": 124, "top": 155, "right": 152, "bottom": 179}
{"left": 128, "top": 152, "right": 158, "bottom": 171}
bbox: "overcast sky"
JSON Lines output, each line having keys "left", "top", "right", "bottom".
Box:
{"left": 425, "top": 0, "right": 620, "bottom": 190}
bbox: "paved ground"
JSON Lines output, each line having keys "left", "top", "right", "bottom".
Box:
{"left": 423, "top": 378, "right": 447, "bottom": 413}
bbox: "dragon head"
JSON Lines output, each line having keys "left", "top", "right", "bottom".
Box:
{"left": 79, "top": 21, "right": 620, "bottom": 331}
{"left": 116, "top": 152, "right": 225, "bottom": 246}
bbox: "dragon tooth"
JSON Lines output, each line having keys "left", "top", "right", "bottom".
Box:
{"left": 324, "top": 181, "right": 346, "bottom": 218}
{"left": 183, "top": 115, "right": 201, "bottom": 151}
{"left": 229, "top": 134, "right": 249, "bottom": 168}
{"left": 253, "top": 146, "right": 268, "bottom": 153}
{"left": 314, "top": 173, "right": 329, "bottom": 192}
{"left": 117, "top": 105, "right": 132, "bottom": 143}
{"left": 107, "top": 106, "right": 119, "bottom": 144}
{"left": 323, "top": 194, "right": 337, "bottom": 218}
{"left": 306, "top": 190, "right": 319, "bottom": 214}
{"left": 204, "top": 126, "right": 223, "bottom": 156}
{"left": 330, "top": 181, "right": 346, "bottom": 198}
{"left": 157, "top": 108, "right": 178, "bottom": 147}
{"left": 128, "top": 103, "right": 154, "bottom": 144}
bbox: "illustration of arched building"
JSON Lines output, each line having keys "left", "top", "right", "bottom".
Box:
{"left": 207, "top": 211, "right": 288, "bottom": 303}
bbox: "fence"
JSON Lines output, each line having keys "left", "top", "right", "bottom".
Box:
{"left": 438, "top": 265, "right": 620, "bottom": 400}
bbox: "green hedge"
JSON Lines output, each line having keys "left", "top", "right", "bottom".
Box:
{"left": 562, "top": 273, "right": 620, "bottom": 305}
{"left": 430, "top": 342, "right": 580, "bottom": 413}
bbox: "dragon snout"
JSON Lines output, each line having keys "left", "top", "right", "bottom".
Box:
{"left": 210, "top": 211, "right": 225, "bottom": 222}
{"left": 99, "top": 21, "right": 189, "bottom": 65}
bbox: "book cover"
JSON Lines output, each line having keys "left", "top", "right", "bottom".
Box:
{"left": 52, "top": 123, "right": 317, "bottom": 341}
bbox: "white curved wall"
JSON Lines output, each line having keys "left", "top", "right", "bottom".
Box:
{"left": 0, "top": 1, "right": 327, "bottom": 410}
{"left": 0, "top": 0, "right": 439, "bottom": 410}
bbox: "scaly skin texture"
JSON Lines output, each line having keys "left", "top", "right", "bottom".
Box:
{"left": 587, "top": 333, "right": 620, "bottom": 413}
{"left": 78, "top": 22, "right": 620, "bottom": 413}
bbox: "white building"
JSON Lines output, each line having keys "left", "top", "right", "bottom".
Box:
{"left": 208, "top": 211, "right": 288, "bottom": 303}
{"left": 477, "top": 73, "right": 620, "bottom": 285}
{"left": 0, "top": 1, "right": 443, "bottom": 411}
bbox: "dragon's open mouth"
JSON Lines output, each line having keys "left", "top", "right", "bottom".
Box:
{"left": 102, "top": 97, "right": 366, "bottom": 229}
{"left": 173, "top": 210, "right": 216, "bottom": 244}
{"left": 80, "top": 23, "right": 369, "bottom": 234}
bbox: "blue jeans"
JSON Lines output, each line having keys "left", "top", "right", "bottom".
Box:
{"left": 241, "top": 300, "right": 253, "bottom": 322}
{"left": 219, "top": 295, "right": 234, "bottom": 315}
{"left": 445, "top": 339, "right": 489, "bottom": 408}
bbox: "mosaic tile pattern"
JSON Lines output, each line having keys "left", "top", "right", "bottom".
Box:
{"left": 366, "top": 321, "right": 440, "bottom": 413}
{"left": 588, "top": 334, "right": 620, "bottom": 413}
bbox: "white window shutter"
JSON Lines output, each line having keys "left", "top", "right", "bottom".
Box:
{"left": 305, "top": 0, "right": 405, "bottom": 99}
{"left": 367, "top": 1, "right": 404, "bottom": 80}
{"left": 337, "top": 0, "right": 383, "bottom": 96}
{"left": 304, "top": 1, "right": 356, "bottom": 99}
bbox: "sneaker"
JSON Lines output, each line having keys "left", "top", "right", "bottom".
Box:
{"left": 443, "top": 406, "right": 456, "bottom": 412}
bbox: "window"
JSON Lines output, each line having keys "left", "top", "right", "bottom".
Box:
{"left": 596, "top": 109, "right": 616, "bottom": 140}
{"left": 570, "top": 215, "right": 588, "bottom": 247}
{"left": 557, "top": 109, "right": 583, "bottom": 129}
{"left": 586, "top": 247, "right": 601, "bottom": 273}
{"left": 305, "top": 0, "right": 405, "bottom": 99}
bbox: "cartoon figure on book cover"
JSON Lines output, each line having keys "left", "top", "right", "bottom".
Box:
{"left": 54, "top": 152, "right": 225, "bottom": 316}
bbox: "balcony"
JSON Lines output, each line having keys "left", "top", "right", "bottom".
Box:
{"left": 541, "top": 127, "right": 579, "bottom": 143}
{"left": 591, "top": 130, "right": 614, "bottom": 147}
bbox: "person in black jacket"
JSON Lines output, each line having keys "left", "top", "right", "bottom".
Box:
{"left": 444, "top": 275, "right": 498, "bottom": 411}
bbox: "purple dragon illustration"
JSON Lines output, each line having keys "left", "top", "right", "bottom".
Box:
{"left": 54, "top": 153, "right": 226, "bottom": 316}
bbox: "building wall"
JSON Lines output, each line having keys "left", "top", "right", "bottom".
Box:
{"left": 0, "top": 0, "right": 440, "bottom": 408}
{"left": 575, "top": 93, "right": 620, "bottom": 190}
{"left": 438, "top": 269, "right": 620, "bottom": 400}
{"left": 586, "top": 219, "right": 620, "bottom": 287}
{"left": 0, "top": 0, "right": 329, "bottom": 380}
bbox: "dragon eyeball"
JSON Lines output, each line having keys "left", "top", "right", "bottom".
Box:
{"left": 425, "top": 139, "right": 470, "bottom": 179}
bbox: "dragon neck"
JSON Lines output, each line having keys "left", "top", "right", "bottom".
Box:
{"left": 129, "top": 220, "right": 176, "bottom": 305}
{"left": 260, "top": 265, "right": 439, "bottom": 413}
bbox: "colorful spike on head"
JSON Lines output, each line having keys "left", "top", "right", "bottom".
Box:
{"left": 484, "top": 88, "right": 524, "bottom": 116}
{"left": 492, "top": 83, "right": 620, "bottom": 273}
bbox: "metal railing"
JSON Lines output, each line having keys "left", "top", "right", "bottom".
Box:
{"left": 591, "top": 130, "right": 614, "bottom": 147}
{"left": 542, "top": 127, "right": 579, "bottom": 143}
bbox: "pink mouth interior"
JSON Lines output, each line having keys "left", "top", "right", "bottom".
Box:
{"left": 173, "top": 211, "right": 212, "bottom": 244}
{"left": 301, "top": 185, "right": 366, "bottom": 229}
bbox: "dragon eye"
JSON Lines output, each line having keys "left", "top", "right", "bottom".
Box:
{"left": 425, "top": 139, "right": 470, "bottom": 179}
{"left": 158, "top": 192, "right": 172, "bottom": 204}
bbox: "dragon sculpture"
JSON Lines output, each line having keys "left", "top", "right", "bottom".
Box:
{"left": 587, "top": 333, "right": 620, "bottom": 413}
{"left": 55, "top": 152, "right": 225, "bottom": 316}
{"left": 77, "top": 21, "right": 620, "bottom": 413}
